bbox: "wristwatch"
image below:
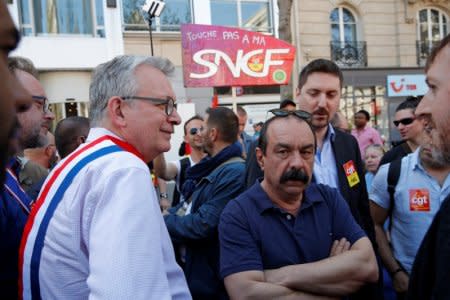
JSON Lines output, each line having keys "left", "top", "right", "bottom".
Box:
{"left": 160, "top": 192, "right": 168, "bottom": 199}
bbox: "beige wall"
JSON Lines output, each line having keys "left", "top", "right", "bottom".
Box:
{"left": 123, "top": 32, "right": 183, "bottom": 66}
{"left": 294, "top": 0, "right": 450, "bottom": 68}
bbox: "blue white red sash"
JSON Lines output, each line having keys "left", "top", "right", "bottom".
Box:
{"left": 19, "top": 135, "right": 143, "bottom": 300}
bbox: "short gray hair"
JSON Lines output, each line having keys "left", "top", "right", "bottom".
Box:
{"left": 89, "top": 55, "right": 175, "bottom": 125}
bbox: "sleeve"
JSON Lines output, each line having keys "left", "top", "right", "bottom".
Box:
{"left": 164, "top": 164, "right": 245, "bottom": 243}
{"left": 219, "top": 200, "right": 263, "bottom": 278}
{"left": 327, "top": 187, "right": 367, "bottom": 245}
{"left": 368, "top": 163, "right": 390, "bottom": 209}
{"left": 372, "top": 128, "right": 383, "bottom": 145}
{"left": 87, "top": 166, "right": 173, "bottom": 300}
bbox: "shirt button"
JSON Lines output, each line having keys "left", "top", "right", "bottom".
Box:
{"left": 286, "top": 214, "right": 292, "bottom": 220}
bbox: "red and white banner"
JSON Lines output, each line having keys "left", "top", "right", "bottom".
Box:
{"left": 181, "top": 24, "right": 296, "bottom": 87}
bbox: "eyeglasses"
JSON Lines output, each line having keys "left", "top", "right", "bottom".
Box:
{"left": 393, "top": 117, "right": 415, "bottom": 127}
{"left": 189, "top": 127, "right": 203, "bottom": 135}
{"left": 121, "top": 96, "right": 176, "bottom": 116}
{"left": 32, "top": 95, "right": 50, "bottom": 113}
{"left": 267, "top": 108, "right": 312, "bottom": 122}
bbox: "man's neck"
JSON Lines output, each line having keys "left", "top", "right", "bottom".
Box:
{"left": 314, "top": 125, "right": 329, "bottom": 149}
{"left": 211, "top": 142, "right": 231, "bottom": 157}
{"left": 260, "top": 181, "right": 303, "bottom": 216}
{"left": 422, "top": 162, "right": 450, "bottom": 187}
{"left": 407, "top": 140, "right": 420, "bottom": 152}
{"left": 190, "top": 148, "right": 205, "bottom": 163}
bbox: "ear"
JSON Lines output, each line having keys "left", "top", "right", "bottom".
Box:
{"left": 77, "top": 135, "right": 86, "bottom": 145}
{"left": 183, "top": 134, "right": 189, "bottom": 144}
{"left": 295, "top": 87, "right": 301, "bottom": 97}
{"left": 107, "top": 96, "right": 127, "bottom": 128}
{"left": 44, "top": 145, "right": 54, "bottom": 158}
{"left": 255, "top": 147, "right": 265, "bottom": 171}
{"left": 209, "top": 127, "right": 218, "bottom": 142}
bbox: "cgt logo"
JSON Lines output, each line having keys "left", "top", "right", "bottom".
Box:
{"left": 190, "top": 48, "right": 290, "bottom": 79}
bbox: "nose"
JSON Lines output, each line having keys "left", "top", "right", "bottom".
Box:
{"left": 169, "top": 107, "right": 182, "bottom": 125}
{"left": 317, "top": 93, "right": 327, "bottom": 108}
{"left": 415, "top": 93, "right": 431, "bottom": 117}
{"left": 290, "top": 151, "right": 306, "bottom": 169}
{"left": 45, "top": 109, "right": 56, "bottom": 120}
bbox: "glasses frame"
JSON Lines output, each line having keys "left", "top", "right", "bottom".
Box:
{"left": 32, "top": 95, "right": 50, "bottom": 113}
{"left": 121, "top": 96, "right": 176, "bottom": 116}
{"left": 393, "top": 117, "right": 415, "bottom": 127}
{"left": 189, "top": 127, "right": 203, "bottom": 136}
{"left": 267, "top": 108, "right": 312, "bottom": 122}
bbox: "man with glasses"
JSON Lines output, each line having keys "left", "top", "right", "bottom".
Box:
{"left": 20, "top": 55, "right": 191, "bottom": 299}
{"left": 164, "top": 107, "right": 245, "bottom": 299}
{"left": 379, "top": 97, "right": 423, "bottom": 166}
{"left": 153, "top": 115, "right": 206, "bottom": 209}
{"left": 0, "top": 3, "right": 34, "bottom": 297}
{"left": 220, "top": 112, "right": 378, "bottom": 299}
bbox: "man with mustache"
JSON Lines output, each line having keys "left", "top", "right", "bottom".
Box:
{"left": 406, "top": 33, "right": 450, "bottom": 300}
{"left": 219, "top": 112, "right": 378, "bottom": 299}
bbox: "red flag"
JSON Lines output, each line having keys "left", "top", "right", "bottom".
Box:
{"left": 211, "top": 94, "right": 219, "bottom": 108}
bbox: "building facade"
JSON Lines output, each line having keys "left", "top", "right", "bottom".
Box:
{"left": 8, "top": 0, "right": 449, "bottom": 143}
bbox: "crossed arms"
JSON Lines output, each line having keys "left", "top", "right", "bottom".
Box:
{"left": 224, "top": 237, "right": 378, "bottom": 299}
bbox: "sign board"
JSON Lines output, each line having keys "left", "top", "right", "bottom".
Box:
{"left": 181, "top": 24, "right": 296, "bottom": 87}
{"left": 387, "top": 74, "right": 428, "bottom": 97}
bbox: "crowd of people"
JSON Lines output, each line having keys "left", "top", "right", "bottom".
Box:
{"left": 1, "top": 1, "right": 450, "bottom": 298}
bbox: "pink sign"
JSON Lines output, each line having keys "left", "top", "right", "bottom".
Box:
{"left": 181, "top": 24, "right": 296, "bottom": 87}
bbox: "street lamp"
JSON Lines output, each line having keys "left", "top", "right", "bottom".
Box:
{"left": 142, "top": 0, "right": 166, "bottom": 56}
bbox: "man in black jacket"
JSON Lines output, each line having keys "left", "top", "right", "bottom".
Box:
{"left": 407, "top": 33, "right": 450, "bottom": 300}
{"left": 245, "top": 58, "right": 381, "bottom": 299}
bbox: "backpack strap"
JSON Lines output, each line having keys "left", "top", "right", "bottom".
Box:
{"left": 178, "top": 156, "right": 191, "bottom": 188}
{"left": 387, "top": 158, "right": 402, "bottom": 231}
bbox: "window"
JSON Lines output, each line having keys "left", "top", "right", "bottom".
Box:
{"left": 123, "top": 0, "right": 192, "bottom": 31}
{"left": 330, "top": 7, "right": 357, "bottom": 43}
{"left": 18, "top": 0, "right": 105, "bottom": 37}
{"left": 329, "top": 7, "right": 366, "bottom": 67}
{"left": 210, "top": 0, "right": 273, "bottom": 33}
{"left": 418, "top": 8, "right": 448, "bottom": 43}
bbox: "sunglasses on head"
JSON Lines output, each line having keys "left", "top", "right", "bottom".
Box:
{"left": 267, "top": 109, "right": 312, "bottom": 122}
{"left": 393, "top": 117, "right": 415, "bottom": 127}
{"left": 189, "top": 127, "right": 203, "bottom": 135}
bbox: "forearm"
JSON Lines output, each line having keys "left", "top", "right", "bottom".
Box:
{"left": 227, "top": 280, "right": 338, "bottom": 300}
{"left": 374, "top": 224, "right": 404, "bottom": 274}
{"left": 153, "top": 154, "right": 176, "bottom": 180}
{"left": 265, "top": 239, "right": 377, "bottom": 296}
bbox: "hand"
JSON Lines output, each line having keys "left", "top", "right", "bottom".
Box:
{"left": 329, "top": 238, "right": 350, "bottom": 257}
{"left": 392, "top": 270, "right": 409, "bottom": 293}
{"left": 160, "top": 197, "right": 170, "bottom": 212}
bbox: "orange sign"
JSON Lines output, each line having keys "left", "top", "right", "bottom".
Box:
{"left": 409, "top": 189, "right": 430, "bottom": 211}
{"left": 343, "top": 160, "right": 360, "bottom": 187}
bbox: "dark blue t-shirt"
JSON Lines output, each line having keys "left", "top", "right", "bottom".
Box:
{"left": 219, "top": 182, "right": 366, "bottom": 278}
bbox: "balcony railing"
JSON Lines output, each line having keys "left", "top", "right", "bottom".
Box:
{"left": 416, "top": 40, "right": 440, "bottom": 66}
{"left": 330, "top": 41, "right": 367, "bottom": 68}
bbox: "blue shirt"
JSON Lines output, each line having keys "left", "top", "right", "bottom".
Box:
{"left": 314, "top": 124, "right": 339, "bottom": 188}
{"left": 0, "top": 158, "right": 32, "bottom": 298}
{"left": 219, "top": 182, "right": 366, "bottom": 278}
{"left": 370, "top": 148, "right": 450, "bottom": 273}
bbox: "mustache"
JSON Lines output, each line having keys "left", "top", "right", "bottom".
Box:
{"left": 312, "top": 107, "right": 329, "bottom": 115}
{"left": 280, "top": 168, "right": 309, "bottom": 184}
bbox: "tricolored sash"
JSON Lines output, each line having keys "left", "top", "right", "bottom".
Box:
{"left": 19, "top": 135, "right": 143, "bottom": 300}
